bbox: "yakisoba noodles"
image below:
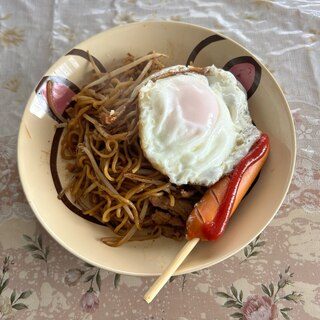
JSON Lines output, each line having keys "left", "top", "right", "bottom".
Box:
{"left": 59, "top": 52, "right": 205, "bottom": 247}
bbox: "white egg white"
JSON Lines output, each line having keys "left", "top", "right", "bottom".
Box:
{"left": 138, "top": 65, "right": 261, "bottom": 186}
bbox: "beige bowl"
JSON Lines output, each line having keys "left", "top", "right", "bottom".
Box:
{"left": 18, "top": 21, "right": 296, "bottom": 276}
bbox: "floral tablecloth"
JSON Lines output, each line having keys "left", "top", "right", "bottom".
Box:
{"left": 0, "top": 1, "right": 319, "bottom": 319}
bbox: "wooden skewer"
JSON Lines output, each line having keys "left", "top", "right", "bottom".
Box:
{"left": 144, "top": 237, "right": 200, "bottom": 303}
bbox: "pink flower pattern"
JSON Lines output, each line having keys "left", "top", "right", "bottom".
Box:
{"left": 217, "top": 267, "right": 303, "bottom": 319}
{"left": 80, "top": 290, "right": 99, "bottom": 313}
{"left": 242, "top": 295, "right": 278, "bottom": 320}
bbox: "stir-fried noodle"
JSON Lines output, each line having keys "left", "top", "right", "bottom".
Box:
{"left": 58, "top": 52, "right": 205, "bottom": 246}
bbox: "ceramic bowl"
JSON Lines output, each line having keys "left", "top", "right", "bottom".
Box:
{"left": 18, "top": 21, "right": 296, "bottom": 276}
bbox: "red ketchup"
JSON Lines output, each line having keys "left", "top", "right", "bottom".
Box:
{"left": 202, "top": 133, "right": 270, "bottom": 240}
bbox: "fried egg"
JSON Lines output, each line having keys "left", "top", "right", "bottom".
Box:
{"left": 138, "top": 65, "right": 261, "bottom": 186}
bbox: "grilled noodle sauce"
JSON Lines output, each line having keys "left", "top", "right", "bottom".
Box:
{"left": 59, "top": 52, "right": 207, "bottom": 246}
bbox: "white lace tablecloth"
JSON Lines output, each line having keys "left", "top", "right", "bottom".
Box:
{"left": 0, "top": 1, "right": 319, "bottom": 319}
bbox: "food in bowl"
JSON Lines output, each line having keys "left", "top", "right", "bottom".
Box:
{"left": 18, "top": 21, "right": 296, "bottom": 276}
{"left": 55, "top": 51, "right": 269, "bottom": 247}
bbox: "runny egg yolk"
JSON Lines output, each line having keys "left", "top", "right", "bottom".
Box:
{"left": 150, "top": 74, "right": 222, "bottom": 146}
{"left": 174, "top": 76, "right": 219, "bottom": 128}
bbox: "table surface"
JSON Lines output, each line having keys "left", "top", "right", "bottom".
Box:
{"left": 1, "top": 1, "right": 319, "bottom": 319}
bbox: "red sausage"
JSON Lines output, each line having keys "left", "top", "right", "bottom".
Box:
{"left": 186, "top": 133, "right": 270, "bottom": 241}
